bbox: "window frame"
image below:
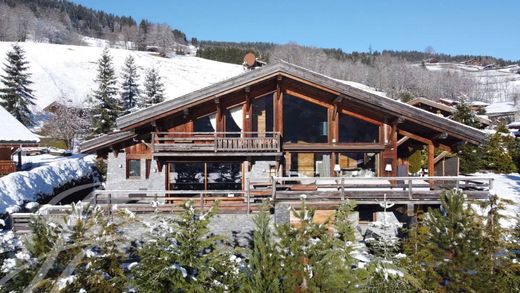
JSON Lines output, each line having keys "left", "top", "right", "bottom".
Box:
{"left": 126, "top": 159, "right": 141, "bottom": 179}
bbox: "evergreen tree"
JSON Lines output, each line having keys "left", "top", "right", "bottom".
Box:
{"left": 133, "top": 201, "right": 239, "bottom": 292}
{"left": 0, "top": 44, "right": 36, "bottom": 126}
{"left": 89, "top": 48, "right": 121, "bottom": 135}
{"left": 120, "top": 55, "right": 140, "bottom": 113}
{"left": 452, "top": 100, "right": 482, "bottom": 128}
{"left": 483, "top": 122, "right": 517, "bottom": 173}
{"left": 243, "top": 202, "right": 281, "bottom": 292}
{"left": 141, "top": 67, "right": 165, "bottom": 108}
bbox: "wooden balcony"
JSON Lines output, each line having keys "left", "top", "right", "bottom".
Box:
{"left": 0, "top": 160, "right": 16, "bottom": 176}
{"left": 152, "top": 132, "right": 282, "bottom": 156}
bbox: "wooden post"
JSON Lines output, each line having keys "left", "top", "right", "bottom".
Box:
{"left": 428, "top": 143, "right": 435, "bottom": 189}
{"left": 246, "top": 177, "right": 251, "bottom": 214}
{"left": 340, "top": 177, "right": 345, "bottom": 201}
{"left": 408, "top": 179, "right": 413, "bottom": 200}
{"left": 271, "top": 177, "right": 277, "bottom": 201}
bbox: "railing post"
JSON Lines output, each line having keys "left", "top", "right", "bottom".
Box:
{"left": 408, "top": 179, "right": 413, "bottom": 200}
{"left": 94, "top": 193, "right": 98, "bottom": 205}
{"left": 200, "top": 192, "right": 204, "bottom": 210}
{"left": 489, "top": 178, "right": 494, "bottom": 191}
{"left": 456, "top": 178, "right": 460, "bottom": 190}
{"left": 246, "top": 177, "right": 251, "bottom": 214}
{"left": 340, "top": 177, "right": 345, "bottom": 201}
{"left": 271, "top": 177, "right": 277, "bottom": 201}
{"left": 108, "top": 193, "right": 112, "bottom": 205}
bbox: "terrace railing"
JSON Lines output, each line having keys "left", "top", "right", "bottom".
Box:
{"left": 152, "top": 132, "right": 281, "bottom": 155}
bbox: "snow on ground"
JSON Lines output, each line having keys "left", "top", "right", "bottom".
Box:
{"left": 0, "top": 155, "right": 96, "bottom": 215}
{"left": 0, "top": 41, "right": 244, "bottom": 109}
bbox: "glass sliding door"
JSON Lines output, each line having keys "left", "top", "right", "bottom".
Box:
{"left": 169, "top": 161, "right": 242, "bottom": 190}
{"left": 169, "top": 162, "right": 205, "bottom": 190}
{"left": 288, "top": 153, "right": 331, "bottom": 177}
{"left": 207, "top": 162, "right": 242, "bottom": 190}
{"left": 336, "top": 152, "right": 378, "bottom": 177}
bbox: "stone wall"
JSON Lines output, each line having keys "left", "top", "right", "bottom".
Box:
{"left": 106, "top": 152, "right": 165, "bottom": 190}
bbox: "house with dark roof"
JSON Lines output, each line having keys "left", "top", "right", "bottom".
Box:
{"left": 0, "top": 105, "right": 40, "bottom": 176}
{"left": 81, "top": 62, "right": 490, "bottom": 214}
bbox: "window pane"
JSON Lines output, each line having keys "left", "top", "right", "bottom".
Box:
{"left": 128, "top": 159, "right": 141, "bottom": 178}
{"left": 194, "top": 115, "right": 215, "bottom": 132}
{"left": 289, "top": 153, "right": 331, "bottom": 177}
{"left": 207, "top": 162, "right": 242, "bottom": 190}
{"left": 225, "top": 106, "right": 242, "bottom": 136}
{"left": 252, "top": 93, "right": 274, "bottom": 135}
{"left": 283, "top": 94, "right": 328, "bottom": 143}
{"left": 170, "top": 162, "right": 205, "bottom": 190}
{"left": 337, "top": 152, "right": 378, "bottom": 177}
{"left": 338, "top": 114, "right": 379, "bottom": 143}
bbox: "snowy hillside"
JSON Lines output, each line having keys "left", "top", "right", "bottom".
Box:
{"left": 425, "top": 62, "right": 520, "bottom": 102}
{"left": 0, "top": 41, "right": 244, "bottom": 109}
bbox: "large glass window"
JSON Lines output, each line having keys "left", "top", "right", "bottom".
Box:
{"left": 225, "top": 106, "right": 242, "bottom": 137}
{"left": 169, "top": 162, "right": 205, "bottom": 190}
{"left": 338, "top": 113, "right": 379, "bottom": 143}
{"left": 194, "top": 114, "right": 216, "bottom": 132}
{"left": 289, "top": 153, "right": 331, "bottom": 177}
{"left": 169, "top": 162, "right": 242, "bottom": 190}
{"left": 283, "top": 94, "right": 328, "bottom": 143}
{"left": 252, "top": 93, "right": 274, "bottom": 135}
{"left": 207, "top": 162, "right": 242, "bottom": 190}
{"left": 127, "top": 159, "right": 141, "bottom": 178}
{"left": 336, "top": 152, "right": 378, "bottom": 177}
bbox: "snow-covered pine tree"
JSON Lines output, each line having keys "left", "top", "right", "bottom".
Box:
{"left": 89, "top": 48, "right": 121, "bottom": 135}
{"left": 452, "top": 100, "right": 481, "bottom": 128}
{"left": 276, "top": 200, "right": 361, "bottom": 291}
{"left": 483, "top": 122, "right": 518, "bottom": 173}
{"left": 133, "top": 201, "right": 239, "bottom": 292}
{"left": 141, "top": 67, "right": 165, "bottom": 108}
{"left": 243, "top": 202, "right": 281, "bottom": 292}
{"left": 120, "top": 55, "right": 140, "bottom": 113}
{"left": 407, "top": 189, "right": 484, "bottom": 291}
{"left": 0, "top": 44, "right": 36, "bottom": 126}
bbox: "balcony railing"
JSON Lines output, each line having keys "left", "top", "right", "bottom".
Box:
{"left": 0, "top": 160, "right": 16, "bottom": 176}
{"left": 152, "top": 132, "right": 281, "bottom": 155}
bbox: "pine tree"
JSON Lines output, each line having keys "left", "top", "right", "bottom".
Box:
{"left": 243, "top": 202, "right": 281, "bottom": 292}
{"left": 0, "top": 44, "right": 36, "bottom": 126}
{"left": 452, "top": 100, "right": 482, "bottom": 128}
{"left": 141, "top": 67, "right": 165, "bottom": 108}
{"left": 483, "top": 122, "right": 517, "bottom": 173}
{"left": 120, "top": 55, "right": 140, "bottom": 113}
{"left": 133, "top": 201, "right": 238, "bottom": 292}
{"left": 89, "top": 48, "right": 121, "bottom": 135}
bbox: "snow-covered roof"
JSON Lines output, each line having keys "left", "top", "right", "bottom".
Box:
{"left": 0, "top": 106, "right": 40, "bottom": 144}
{"left": 507, "top": 121, "right": 520, "bottom": 128}
{"left": 485, "top": 102, "right": 518, "bottom": 115}
{"left": 470, "top": 101, "right": 489, "bottom": 107}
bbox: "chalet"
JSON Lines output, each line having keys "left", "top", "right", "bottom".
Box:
{"left": 485, "top": 102, "right": 520, "bottom": 124}
{"left": 407, "top": 97, "right": 491, "bottom": 127}
{"left": 81, "top": 62, "right": 491, "bottom": 217}
{"left": 0, "top": 105, "right": 40, "bottom": 176}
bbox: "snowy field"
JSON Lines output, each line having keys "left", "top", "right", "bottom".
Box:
{"left": 425, "top": 63, "right": 520, "bottom": 102}
{"left": 0, "top": 41, "right": 244, "bottom": 109}
{"left": 0, "top": 155, "right": 95, "bottom": 215}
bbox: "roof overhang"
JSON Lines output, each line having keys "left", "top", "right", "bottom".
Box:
{"left": 80, "top": 131, "right": 136, "bottom": 153}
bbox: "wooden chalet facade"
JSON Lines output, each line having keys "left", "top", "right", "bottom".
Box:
{"left": 81, "top": 62, "right": 488, "bottom": 209}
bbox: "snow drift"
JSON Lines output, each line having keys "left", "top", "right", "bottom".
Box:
{"left": 0, "top": 155, "right": 96, "bottom": 215}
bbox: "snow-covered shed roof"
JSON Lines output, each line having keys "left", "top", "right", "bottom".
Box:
{"left": 0, "top": 105, "right": 40, "bottom": 144}
{"left": 485, "top": 102, "right": 518, "bottom": 115}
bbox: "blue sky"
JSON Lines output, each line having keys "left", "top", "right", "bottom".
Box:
{"left": 72, "top": 0, "right": 520, "bottom": 60}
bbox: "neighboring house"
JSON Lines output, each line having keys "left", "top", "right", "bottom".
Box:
{"left": 0, "top": 105, "right": 40, "bottom": 176}
{"left": 81, "top": 62, "right": 486, "bottom": 195}
{"left": 485, "top": 102, "right": 520, "bottom": 124}
{"left": 407, "top": 97, "right": 491, "bottom": 127}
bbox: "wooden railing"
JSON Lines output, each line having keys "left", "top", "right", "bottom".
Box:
{"left": 81, "top": 176, "right": 494, "bottom": 215}
{"left": 152, "top": 132, "right": 281, "bottom": 154}
{"left": 0, "top": 160, "right": 16, "bottom": 176}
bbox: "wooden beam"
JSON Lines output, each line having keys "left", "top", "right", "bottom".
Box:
{"left": 434, "top": 151, "right": 448, "bottom": 164}
{"left": 428, "top": 143, "right": 435, "bottom": 187}
{"left": 398, "top": 129, "right": 432, "bottom": 145}
{"left": 397, "top": 136, "right": 410, "bottom": 147}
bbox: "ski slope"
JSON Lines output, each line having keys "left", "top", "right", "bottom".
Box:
{"left": 0, "top": 41, "right": 244, "bottom": 109}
